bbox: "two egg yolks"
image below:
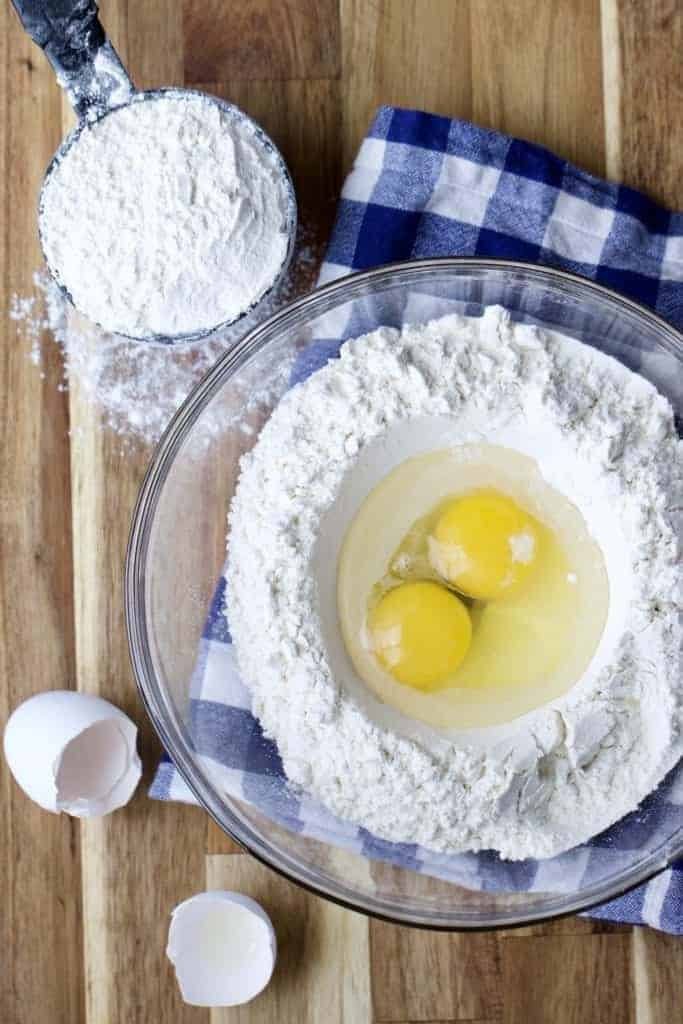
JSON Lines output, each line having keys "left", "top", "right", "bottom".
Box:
{"left": 367, "top": 490, "right": 540, "bottom": 691}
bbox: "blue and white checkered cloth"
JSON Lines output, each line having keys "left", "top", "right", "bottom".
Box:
{"left": 152, "top": 107, "right": 683, "bottom": 933}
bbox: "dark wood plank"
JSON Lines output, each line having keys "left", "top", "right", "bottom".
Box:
{"left": 612, "top": 7, "right": 683, "bottom": 1016}
{"left": 207, "top": 854, "right": 371, "bottom": 1023}
{"left": 497, "top": 915, "right": 632, "bottom": 939}
{"left": 0, "top": 8, "right": 85, "bottom": 1024}
{"left": 500, "top": 933, "right": 633, "bottom": 1024}
{"left": 613, "top": 0, "right": 683, "bottom": 205}
{"left": 183, "top": 0, "right": 340, "bottom": 83}
{"left": 370, "top": 919, "right": 502, "bottom": 1022}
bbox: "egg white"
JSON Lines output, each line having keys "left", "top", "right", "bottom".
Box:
{"left": 314, "top": 415, "right": 617, "bottom": 745}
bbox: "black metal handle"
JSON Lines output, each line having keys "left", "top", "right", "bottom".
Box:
{"left": 11, "top": 0, "right": 133, "bottom": 121}
{"left": 12, "top": 0, "right": 104, "bottom": 75}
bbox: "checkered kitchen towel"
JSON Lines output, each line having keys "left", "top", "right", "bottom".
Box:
{"left": 152, "top": 107, "right": 683, "bottom": 932}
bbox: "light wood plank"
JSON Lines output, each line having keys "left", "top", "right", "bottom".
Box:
{"left": 370, "top": 919, "right": 502, "bottom": 1022}
{"left": 471, "top": 0, "right": 606, "bottom": 176}
{"left": 500, "top": 933, "right": 633, "bottom": 1024}
{"left": 632, "top": 928, "right": 683, "bottom": 1024}
{"left": 600, "top": 0, "right": 622, "bottom": 181}
{"left": 67, "top": 4, "right": 208, "bottom": 1022}
{"left": 0, "top": 8, "right": 85, "bottom": 1023}
{"left": 496, "top": 915, "right": 631, "bottom": 939}
{"left": 207, "top": 854, "right": 372, "bottom": 1023}
{"left": 340, "top": 0, "right": 473, "bottom": 171}
{"left": 183, "top": 0, "right": 340, "bottom": 83}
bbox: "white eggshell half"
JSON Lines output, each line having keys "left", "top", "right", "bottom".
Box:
{"left": 167, "top": 890, "right": 277, "bottom": 1007}
{"left": 3, "top": 690, "right": 142, "bottom": 816}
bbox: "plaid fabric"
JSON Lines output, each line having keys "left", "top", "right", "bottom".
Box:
{"left": 152, "top": 107, "right": 683, "bottom": 933}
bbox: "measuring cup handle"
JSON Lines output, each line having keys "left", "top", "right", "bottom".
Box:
{"left": 11, "top": 0, "right": 134, "bottom": 121}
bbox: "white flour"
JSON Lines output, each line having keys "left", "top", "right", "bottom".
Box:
{"left": 226, "top": 307, "right": 683, "bottom": 860}
{"left": 39, "top": 93, "right": 292, "bottom": 339}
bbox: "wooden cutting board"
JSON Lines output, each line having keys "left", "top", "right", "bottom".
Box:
{"left": 1, "top": 1, "right": 681, "bottom": 1021}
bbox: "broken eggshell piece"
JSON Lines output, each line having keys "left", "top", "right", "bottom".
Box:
{"left": 3, "top": 690, "right": 142, "bottom": 816}
{"left": 167, "top": 890, "right": 277, "bottom": 1007}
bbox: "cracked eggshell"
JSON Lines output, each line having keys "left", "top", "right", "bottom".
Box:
{"left": 167, "top": 890, "right": 277, "bottom": 1007}
{"left": 3, "top": 690, "right": 142, "bottom": 816}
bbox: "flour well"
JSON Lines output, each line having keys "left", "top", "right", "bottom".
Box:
{"left": 39, "top": 92, "right": 293, "bottom": 339}
{"left": 226, "top": 307, "right": 683, "bottom": 860}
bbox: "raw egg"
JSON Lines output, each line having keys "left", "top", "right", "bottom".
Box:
{"left": 337, "top": 444, "right": 609, "bottom": 729}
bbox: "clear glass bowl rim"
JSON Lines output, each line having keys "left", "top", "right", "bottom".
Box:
{"left": 125, "top": 257, "right": 683, "bottom": 930}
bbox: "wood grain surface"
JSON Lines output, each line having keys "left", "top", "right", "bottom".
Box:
{"left": 1, "top": 2, "right": 682, "bottom": 1022}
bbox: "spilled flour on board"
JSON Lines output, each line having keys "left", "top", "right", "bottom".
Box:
{"left": 9, "top": 229, "right": 320, "bottom": 450}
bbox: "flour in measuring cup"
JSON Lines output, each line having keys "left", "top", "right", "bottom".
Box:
{"left": 39, "top": 94, "right": 292, "bottom": 338}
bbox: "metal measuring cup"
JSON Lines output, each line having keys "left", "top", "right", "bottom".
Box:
{"left": 12, "top": 0, "right": 298, "bottom": 344}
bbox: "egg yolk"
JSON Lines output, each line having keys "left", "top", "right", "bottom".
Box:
{"left": 367, "top": 580, "right": 472, "bottom": 691}
{"left": 429, "top": 489, "right": 539, "bottom": 601}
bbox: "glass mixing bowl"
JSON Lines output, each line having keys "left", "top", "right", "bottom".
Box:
{"left": 126, "top": 259, "right": 683, "bottom": 929}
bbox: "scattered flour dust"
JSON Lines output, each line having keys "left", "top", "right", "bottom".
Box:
{"left": 226, "top": 307, "right": 683, "bottom": 860}
{"left": 9, "top": 229, "right": 319, "bottom": 450}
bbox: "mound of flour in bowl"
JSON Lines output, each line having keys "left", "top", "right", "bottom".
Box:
{"left": 225, "top": 307, "right": 683, "bottom": 860}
